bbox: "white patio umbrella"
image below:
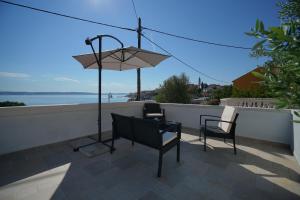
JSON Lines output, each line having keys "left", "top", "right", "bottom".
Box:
{"left": 73, "top": 46, "right": 169, "bottom": 70}
{"left": 72, "top": 35, "right": 170, "bottom": 153}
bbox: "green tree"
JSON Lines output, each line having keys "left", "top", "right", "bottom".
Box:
{"left": 187, "top": 84, "right": 201, "bottom": 98}
{"left": 156, "top": 73, "right": 191, "bottom": 103}
{"left": 246, "top": 0, "right": 300, "bottom": 114}
{"left": 211, "top": 85, "right": 233, "bottom": 100}
{"left": 205, "top": 85, "right": 233, "bottom": 105}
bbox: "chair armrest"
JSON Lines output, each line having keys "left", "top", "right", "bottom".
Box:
{"left": 159, "top": 129, "right": 168, "bottom": 134}
{"left": 162, "top": 109, "right": 166, "bottom": 121}
{"left": 200, "top": 114, "right": 221, "bottom": 125}
{"left": 143, "top": 107, "right": 147, "bottom": 118}
{"left": 177, "top": 123, "right": 182, "bottom": 139}
{"left": 204, "top": 119, "right": 234, "bottom": 127}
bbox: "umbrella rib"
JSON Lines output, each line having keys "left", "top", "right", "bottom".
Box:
{"left": 84, "top": 49, "right": 123, "bottom": 69}
{"left": 100, "top": 61, "right": 144, "bottom": 69}
{"left": 130, "top": 50, "right": 156, "bottom": 66}
{"left": 123, "top": 51, "right": 139, "bottom": 62}
{"left": 128, "top": 47, "right": 169, "bottom": 56}
{"left": 108, "top": 54, "right": 123, "bottom": 62}
{"left": 120, "top": 50, "right": 155, "bottom": 67}
{"left": 102, "top": 48, "right": 124, "bottom": 60}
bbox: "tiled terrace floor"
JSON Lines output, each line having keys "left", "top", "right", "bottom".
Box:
{"left": 1, "top": 128, "right": 300, "bottom": 200}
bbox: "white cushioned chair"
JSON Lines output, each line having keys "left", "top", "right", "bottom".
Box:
{"left": 199, "top": 106, "right": 239, "bottom": 154}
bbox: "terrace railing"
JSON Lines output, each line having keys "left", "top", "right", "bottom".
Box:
{"left": 0, "top": 101, "right": 292, "bottom": 155}
{"left": 220, "top": 98, "right": 276, "bottom": 109}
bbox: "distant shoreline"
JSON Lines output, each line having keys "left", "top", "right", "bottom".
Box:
{"left": 0, "top": 92, "right": 129, "bottom": 105}
{"left": 0, "top": 92, "right": 127, "bottom": 95}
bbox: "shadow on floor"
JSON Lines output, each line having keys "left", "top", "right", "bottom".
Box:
{"left": 0, "top": 129, "right": 300, "bottom": 200}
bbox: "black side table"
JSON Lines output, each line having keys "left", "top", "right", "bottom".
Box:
{"left": 159, "top": 121, "right": 182, "bottom": 139}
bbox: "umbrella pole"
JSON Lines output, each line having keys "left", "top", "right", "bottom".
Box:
{"left": 136, "top": 17, "right": 142, "bottom": 101}
{"left": 98, "top": 37, "right": 102, "bottom": 142}
{"left": 73, "top": 35, "right": 124, "bottom": 153}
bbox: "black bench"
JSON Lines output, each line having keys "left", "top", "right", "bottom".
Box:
{"left": 111, "top": 113, "right": 181, "bottom": 177}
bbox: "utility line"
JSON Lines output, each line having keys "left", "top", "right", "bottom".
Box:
{"left": 142, "top": 34, "right": 230, "bottom": 84}
{"left": 130, "top": 0, "right": 139, "bottom": 22}
{"left": 0, "top": 0, "right": 237, "bottom": 83}
{"left": 0, "top": 0, "right": 251, "bottom": 50}
{"left": 143, "top": 27, "right": 252, "bottom": 50}
{"left": 0, "top": 0, "right": 135, "bottom": 32}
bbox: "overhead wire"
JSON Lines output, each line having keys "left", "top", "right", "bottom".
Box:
{"left": 143, "top": 27, "right": 252, "bottom": 50}
{"left": 0, "top": 0, "right": 250, "bottom": 50}
{"left": 142, "top": 33, "right": 230, "bottom": 83}
{"left": 0, "top": 0, "right": 239, "bottom": 83}
{"left": 0, "top": 0, "right": 136, "bottom": 31}
{"left": 130, "top": 0, "right": 139, "bottom": 22}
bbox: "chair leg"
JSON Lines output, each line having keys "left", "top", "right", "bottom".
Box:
{"left": 157, "top": 151, "right": 163, "bottom": 177}
{"left": 199, "top": 130, "right": 202, "bottom": 141}
{"left": 110, "top": 136, "right": 115, "bottom": 154}
{"left": 177, "top": 142, "right": 180, "bottom": 162}
{"left": 233, "top": 138, "right": 237, "bottom": 155}
{"left": 204, "top": 135, "right": 207, "bottom": 151}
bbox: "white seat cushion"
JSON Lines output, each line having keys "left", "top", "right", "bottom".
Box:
{"left": 146, "top": 113, "right": 163, "bottom": 117}
{"left": 162, "top": 132, "right": 177, "bottom": 145}
{"left": 218, "top": 106, "right": 236, "bottom": 133}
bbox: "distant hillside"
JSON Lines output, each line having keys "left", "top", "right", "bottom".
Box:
{"left": 0, "top": 101, "right": 26, "bottom": 107}
{"left": 126, "top": 90, "right": 158, "bottom": 101}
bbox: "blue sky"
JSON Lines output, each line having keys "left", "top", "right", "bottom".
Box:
{"left": 0, "top": 0, "right": 279, "bottom": 93}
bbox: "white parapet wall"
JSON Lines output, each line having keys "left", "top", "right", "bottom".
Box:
{"left": 0, "top": 102, "right": 293, "bottom": 155}
{"left": 292, "top": 110, "right": 300, "bottom": 165}
{"left": 0, "top": 102, "right": 144, "bottom": 155}
{"left": 161, "top": 103, "right": 293, "bottom": 145}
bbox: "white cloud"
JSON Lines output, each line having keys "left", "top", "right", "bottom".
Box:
{"left": 0, "top": 71, "right": 30, "bottom": 79}
{"left": 54, "top": 77, "right": 80, "bottom": 83}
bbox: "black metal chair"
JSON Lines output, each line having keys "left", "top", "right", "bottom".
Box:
{"left": 199, "top": 106, "right": 239, "bottom": 154}
{"left": 143, "top": 102, "right": 165, "bottom": 122}
{"left": 111, "top": 113, "right": 181, "bottom": 177}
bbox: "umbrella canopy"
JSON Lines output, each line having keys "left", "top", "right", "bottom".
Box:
{"left": 73, "top": 46, "right": 170, "bottom": 70}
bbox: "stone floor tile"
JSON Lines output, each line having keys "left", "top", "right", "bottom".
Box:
{"left": 0, "top": 128, "right": 299, "bottom": 200}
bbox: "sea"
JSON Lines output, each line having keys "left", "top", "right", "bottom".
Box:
{"left": 0, "top": 93, "right": 129, "bottom": 106}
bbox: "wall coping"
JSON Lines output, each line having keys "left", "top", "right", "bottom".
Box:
{"left": 0, "top": 101, "right": 144, "bottom": 117}
{"left": 0, "top": 101, "right": 292, "bottom": 117}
